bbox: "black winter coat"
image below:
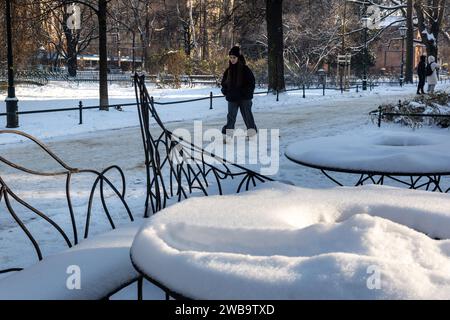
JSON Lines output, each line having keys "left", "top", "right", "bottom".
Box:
{"left": 417, "top": 61, "right": 427, "bottom": 78}
{"left": 221, "top": 64, "right": 256, "bottom": 102}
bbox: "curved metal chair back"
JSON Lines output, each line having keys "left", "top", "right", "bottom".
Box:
{"left": 0, "top": 130, "right": 133, "bottom": 274}
{"left": 133, "top": 74, "right": 273, "bottom": 217}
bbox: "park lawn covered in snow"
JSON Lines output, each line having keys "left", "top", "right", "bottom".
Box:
{"left": 131, "top": 182, "right": 450, "bottom": 300}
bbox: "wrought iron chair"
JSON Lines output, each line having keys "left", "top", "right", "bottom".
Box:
{"left": 133, "top": 74, "right": 273, "bottom": 218}
{"left": 0, "top": 130, "right": 134, "bottom": 284}
{"left": 0, "top": 75, "right": 273, "bottom": 299}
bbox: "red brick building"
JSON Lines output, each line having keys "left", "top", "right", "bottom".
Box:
{"left": 372, "top": 17, "right": 448, "bottom": 77}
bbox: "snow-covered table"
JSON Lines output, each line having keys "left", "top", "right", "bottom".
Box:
{"left": 285, "top": 130, "right": 450, "bottom": 191}
{"left": 130, "top": 182, "right": 450, "bottom": 299}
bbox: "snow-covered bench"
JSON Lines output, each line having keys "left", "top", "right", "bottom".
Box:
{"left": 0, "top": 130, "right": 139, "bottom": 299}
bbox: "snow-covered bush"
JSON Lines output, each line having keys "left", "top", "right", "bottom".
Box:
{"left": 373, "top": 91, "right": 450, "bottom": 128}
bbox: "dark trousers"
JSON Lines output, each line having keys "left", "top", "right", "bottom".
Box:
{"left": 417, "top": 76, "right": 426, "bottom": 94}
{"left": 222, "top": 100, "right": 257, "bottom": 134}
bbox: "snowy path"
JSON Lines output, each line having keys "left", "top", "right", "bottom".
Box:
{"left": 0, "top": 88, "right": 436, "bottom": 190}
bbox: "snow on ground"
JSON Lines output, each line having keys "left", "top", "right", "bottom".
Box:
{"left": 0, "top": 81, "right": 439, "bottom": 144}
{"left": 1, "top": 81, "right": 450, "bottom": 299}
{"left": 131, "top": 182, "right": 450, "bottom": 299}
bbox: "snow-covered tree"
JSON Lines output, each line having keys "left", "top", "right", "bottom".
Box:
{"left": 414, "top": 0, "right": 447, "bottom": 58}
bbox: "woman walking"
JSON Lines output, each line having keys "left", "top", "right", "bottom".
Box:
{"left": 416, "top": 55, "right": 426, "bottom": 95}
{"left": 221, "top": 46, "right": 257, "bottom": 139}
{"left": 426, "top": 55, "right": 440, "bottom": 94}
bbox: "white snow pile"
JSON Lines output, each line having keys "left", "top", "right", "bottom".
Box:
{"left": 285, "top": 129, "right": 450, "bottom": 174}
{"left": 130, "top": 182, "right": 450, "bottom": 300}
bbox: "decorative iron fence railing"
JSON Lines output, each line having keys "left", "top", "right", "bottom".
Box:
{"left": 369, "top": 106, "right": 450, "bottom": 128}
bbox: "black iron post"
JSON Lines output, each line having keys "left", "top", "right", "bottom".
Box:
{"left": 377, "top": 106, "right": 382, "bottom": 128}
{"left": 400, "top": 37, "right": 405, "bottom": 87}
{"left": 399, "top": 26, "right": 407, "bottom": 87}
{"left": 79, "top": 101, "right": 83, "bottom": 125}
{"left": 362, "top": 21, "right": 368, "bottom": 91}
{"left": 209, "top": 92, "right": 213, "bottom": 109}
{"left": 5, "top": 0, "right": 19, "bottom": 128}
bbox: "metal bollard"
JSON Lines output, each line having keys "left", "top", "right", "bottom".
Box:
{"left": 356, "top": 85, "right": 359, "bottom": 93}
{"left": 79, "top": 101, "right": 83, "bottom": 125}
{"left": 303, "top": 85, "right": 305, "bottom": 98}
{"left": 276, "top": 89, "right": 279, "bottom": 102}
{"left": 378, "top": 106, "right": 382, "bottom": 128}
{"left": 210, "top": 92, "right": 213, "bottom": 109}
{"left": 323, "top": 83, "right": 325, "bottom": 96}
{"left": 5, "top": 96, "right": 19, "bottom": 128}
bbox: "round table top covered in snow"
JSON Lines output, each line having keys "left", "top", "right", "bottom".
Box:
{"left": 285, "top": 130, "right": 450, "bottom": 175}
{"left": 130, "top": 182, "right": 450, "bottom": 300}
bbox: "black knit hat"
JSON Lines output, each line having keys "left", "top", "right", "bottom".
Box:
{"left": 229, "top": 46, "right": 240, "bottom": 57}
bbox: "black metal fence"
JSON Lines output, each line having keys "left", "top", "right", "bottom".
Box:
{"left": 5, "top": 72, "right": 450, "bottom": 127}
{"left": 0, "top": 81, "right": 380, "bottom": 126}
{"left": 369, "top": 106, "right": 450, "bottom": 128}
{"left": 0, "top": 69, "right": 49, "bottom": 86}
{"left": 0, "top": 102, "right": 139, "bottom": 125}
{"left": 7, "top": 69, "right": 450, "bottom": 87}
{"left": 1, "top": 70, "right": 222, "bottom": 86}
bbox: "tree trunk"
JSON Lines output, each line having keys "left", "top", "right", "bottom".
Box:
{"left": 229, "top": 0, "right": 235, "bottom": 48}
{"left": 142, "top": 5, "right": 150, "bottom": 72}
{"left": 414, "top": 0, "right": 445, "bottom": 60}
{"left": 163, "top": 0, "right": 171, "bottom": 49}
{"left": 429, "top": 20, "right": 439, "bottom": 59}
{"left": 98, "top": 0, "right": 109, "bottom": 110}
{"left": 132, "top": 32, "right": 136, "bottom": 73}
{"left": 201, "top": 0, "right": 208, "bottom": 60}
{"left": 404, "top": 0, "right": 414, "bottom": 83}
{"left": 183, "top": 21, "right": 191, "bottom": 56}
{"left": 188, "top": 0, "right": 197, "bottom": 55}
{"left": 63, "top": 11, "right": 78, "bottom": 77}
{"left": 266, "top": 0, "right": 285, "bottom": 92}
{"left": 67, "top": 53, "right": 78, "bottom": 77}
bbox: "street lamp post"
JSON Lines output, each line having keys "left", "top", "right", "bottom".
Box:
{"left": 361, "top": 16, "right": 370, "bottom": 91}
{"left": 399, "top": 26, "right": 407, "bottom": 87}
{"left": 5, "top": 0, "right": 19, "bottom": 128}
